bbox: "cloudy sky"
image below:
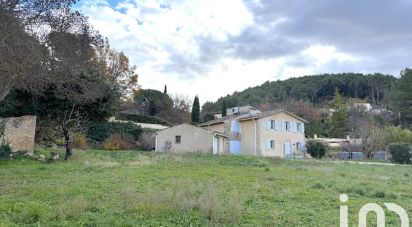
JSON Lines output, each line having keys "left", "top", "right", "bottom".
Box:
{"left": 77, "top": 0, "right": 412, "bottom": 104}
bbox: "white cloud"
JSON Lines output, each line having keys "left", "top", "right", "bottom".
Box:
{"left": 77, "top": 0, "right": 367, "bottom": 105}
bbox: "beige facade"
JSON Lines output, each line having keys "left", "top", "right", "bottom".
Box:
{"left": 155, "top": 123, "right": 227, "bottom": 154}
{"left": 201, "top": 110, "right": 307, "bottom": 158}
{"left": 0, "top": 116, "right": 37, "bottom": 154}
{"left": 255, "top": 112, "right": 306, "bottom": 158}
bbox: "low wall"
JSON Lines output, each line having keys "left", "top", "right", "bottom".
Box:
{"left": 108, "top": 117, "right": 169, "bottom": 130}
{"left": 0, "top": 116, "right": 37, "bottom": 154}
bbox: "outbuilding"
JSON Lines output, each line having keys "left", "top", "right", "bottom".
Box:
{"left": 155, "top": 123, "right": 227, "bottom": 154}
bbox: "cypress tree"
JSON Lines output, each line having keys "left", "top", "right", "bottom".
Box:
{"left": 222, "top": 101, "right": 227, "bottom": 117}
{"left": 191, "top": 96, "right": 200, "bottom": 123}
{"left": 163, "top": 85, "right": 167, "bottom": 94}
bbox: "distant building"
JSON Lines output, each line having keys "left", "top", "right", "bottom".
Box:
{"left": 352, "top": 103, "right": 372, "bottom": 112}
{"left": 226, "top": 105, "right": 261, "bottom": 116}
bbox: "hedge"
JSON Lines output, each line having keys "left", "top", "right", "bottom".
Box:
{"left": 306, "top": 140, "right": 328, "bottom": 159}
{"left": 116, "top": 113, "right": 170, "bottom": 126}
{"left": 388, "top": 143, "right": 412, "bottom": 164}
{"left": 86, "top": 121, "right": 143, "bottom": 143}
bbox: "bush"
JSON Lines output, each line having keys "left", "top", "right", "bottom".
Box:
{"left": 34, "top": 119, "right": 61, "bottom": 145}
{"left": 137, "top": 133, "right": 155, "bottom": 151}
{"left": 0, "top": 143, "right": 12, "bottom": 158}
{"left": 86, "top": 121, "right": 142, "bottom": 143}
{"left": 72, "top": 132, "right": 88, "bottom": 149}
{"left": 103, "top": 133, "right": 136, "bottom": 150}
{"left": 388, "top": 143, "right": 412, "bottom": 164}
{"left": 306, "top": 140, "right": 328, "bottom": 159}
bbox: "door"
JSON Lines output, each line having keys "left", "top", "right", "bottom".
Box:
{"left": 284, "top": 141, "right": 292, "bottom": 159}
{"left": 213, "top": 136, "right": 219, "bottom": 155}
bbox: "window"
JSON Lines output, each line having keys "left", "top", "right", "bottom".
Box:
{"left": 175, "top": 135, "right": 181, "bottom": 144}
{"left": 285, "top": 121, "right": 290, "bottom": 131}
{"left": 296, "top": 123, "right": 302, "bottom": 132}
{"left": 266, "top": 120, "right": 278, "bottom": 130}
{"left": 270, "top": 120, "right": 276, "bottom": 129}
{"left": 266, "top": 140, "right": 275, "bottom": 150}
{"left": 231, "top": 121, "right": 240, "bottom": 133}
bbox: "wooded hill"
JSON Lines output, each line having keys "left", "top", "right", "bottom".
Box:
{"left": 202, "top": 73, "right": 397, "bottom": 113}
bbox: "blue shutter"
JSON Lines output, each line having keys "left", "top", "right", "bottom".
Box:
{"left": 301, "top": 124, "right": 305, "bottom": 133}
{"left": 275, "top": 120, "right": 279, "bottom": 130}
{"left": 266, "top": 120, "right": 271, "bottom": 130}
{"left": 282, "top": 121, "right": 286, "bottom": 131}
{"left": 265, "top": 140, "right": 270, "bottom": 149}
{"left": 231, "top": 121, "right": 240, "bottom": 132}
{"left": 230, "top": 141, "right": 241, "bottom": 154}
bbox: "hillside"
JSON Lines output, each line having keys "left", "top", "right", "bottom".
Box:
{"left": 0, "top": 150, "right": 410, "bottom": 226}
{"left": 202, "top": 73, "right": 397, "bottom": 113}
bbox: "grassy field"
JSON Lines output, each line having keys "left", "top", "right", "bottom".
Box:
{"left": 0, "top": 150, "right": 411, "bottom": 226}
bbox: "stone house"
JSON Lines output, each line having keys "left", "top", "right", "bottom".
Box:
{"left": 155, "top": 123, "right": 228, "bottom": 154}
{"left": 155, "top": 107, "right": 307, "bottom": 158}
{"left": 200, "top": 109, "right": 307, "bottom": 158}
{"left": 0, "top": 116, "right": 37, "bottom": 154}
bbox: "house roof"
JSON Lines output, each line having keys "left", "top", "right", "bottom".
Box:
{"left": 198, "top": 113, "right": 251, "bottom": 126}
{"left": 199, "top": 109, "right": 308, "bottom": 126}
{"left": 156, "top": 123, "right": 228, "bottom": 138}
{"left": 238, "top": 110, "right": 309, "bottom": 123}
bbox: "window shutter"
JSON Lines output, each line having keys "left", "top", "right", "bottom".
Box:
{"left": 282, "top": 121, "right": 285, "bottom": 131}
{"left": 293, "top": 122, "right": 297, "bottom": 132}
{"left": 301, "top": 124, "right": 305, "bottom": 133}
{"left": 275, "top": 120, "right": 279, "bottom": 130}
{"left": 266, "top": 120, "right": 271, "bottom": 129}
{"left": 265, "top": 140, "right": 270, "bottom": 149}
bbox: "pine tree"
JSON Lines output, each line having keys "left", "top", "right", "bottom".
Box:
{"left": 326, "top": 89, "right": 349, "bottom": 138}
{"left": 191, "top": 96, "right": 200, "bottom": 123}
{"left": 163, "top": 85, "right": 167, "bottom": 94}
{"left": 222, "top": 101, "right": 227, "bottom": 117}
{"left": 390, "top": 68, "right": 412, "bottom": 128}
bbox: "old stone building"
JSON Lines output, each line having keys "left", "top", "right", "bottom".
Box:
{"left": 0, "top": 116, "right": 37, "bottom": 154}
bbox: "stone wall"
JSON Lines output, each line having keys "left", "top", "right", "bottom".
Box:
{"left": 0, "top": 116, "right": 37, "bottom": 154}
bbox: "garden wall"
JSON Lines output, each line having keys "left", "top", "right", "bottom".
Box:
{"left": 0, "top": 116, "right": 37, "bottom": 154}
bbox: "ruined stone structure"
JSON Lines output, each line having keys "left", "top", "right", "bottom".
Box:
{"left": 0, "top": 116, "right": 37, "bottom": 154}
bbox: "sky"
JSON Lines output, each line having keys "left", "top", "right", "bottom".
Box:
{"left": 76, "top": 0, "right": 412, "bottom": 104}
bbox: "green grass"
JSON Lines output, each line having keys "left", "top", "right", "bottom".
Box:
{"left": 0, "top": 149, "right": 411, "bottom": 226}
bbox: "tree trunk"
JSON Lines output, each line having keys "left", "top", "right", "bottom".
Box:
{"left": 63, "top": 125, "right": 73, "bottom": 160}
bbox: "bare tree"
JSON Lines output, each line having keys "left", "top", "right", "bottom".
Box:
{"left": 170, "top": 93, "right": 192, "bottom": 123}
{"left": 358, "top": 116, "right": 384, "bottom": 159}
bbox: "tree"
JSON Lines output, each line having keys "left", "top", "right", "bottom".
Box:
{"left": 191, "top": 96, "right": 200, "bottom": 123}
{"left": 222, "top": 100, "right": 227, "bottom": 117}
{"left": 0, "top": 0, "right": 80, "bottom": 103}
{"left": 358, "top": 116, "right": 384, "bottom": 159}
{"left": 326, "top": 89, "right": 349, "bottom": 138}
{"left": 95, "top": 40, "right": 139, "bottom": 100}
{"left": 170, "top": 94, "right": 191, "bottom": 123}
{"left": 164, "top": 85, "right": 167, "bottom": 94}
{"left": 306, "top": 140, "right": 328, "bottom": 159}
{"left": 390, "top": 68, "right": 412, "bottom": 128}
